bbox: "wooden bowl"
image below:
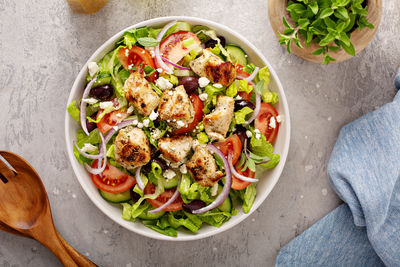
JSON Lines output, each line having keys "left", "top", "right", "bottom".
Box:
{"left": 268, "top": 0, "right": 382, "bottom": 64}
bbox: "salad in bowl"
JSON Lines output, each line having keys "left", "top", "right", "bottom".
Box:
{"left": 66, "top": 18, "right": 288, "bottom": 238}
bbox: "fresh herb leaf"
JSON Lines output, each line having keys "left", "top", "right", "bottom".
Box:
{"left": 137, "top": 37, "right": 160, "bottom": 47}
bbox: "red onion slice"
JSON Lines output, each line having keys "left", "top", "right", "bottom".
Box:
{"left": 135, "top": 166, "right": 145, "bottom": 191}
{"left": 244, "top": 91, "right": 261, "bottom": 126}
{"left": 244, "top": 67, "right": 259, "bottom": 83}
{"left": 74, "top": 142, "right": 104, "bottom": 159}
{"left": 191, "top": 144, "right": 232, "bottom": 214}
{"left": 148, "top": 173, "right": 182, "bottom": 214}
{"left": 228, "top": 153, "right": 258, "bottom": 183}
{"left": 154, "top": 20, "right": 177, "bottom": 73}
{"left": 80, "top": 76, "right": 97, "bottom": 136}
{"left": 162, "top": 57, "right": 190, "bottom": 70}
{"left": 84, "top": 132, "right": 107, "bottom": 175}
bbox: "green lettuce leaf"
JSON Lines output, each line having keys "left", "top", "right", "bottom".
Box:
{"left": 233, "top": 107, "right": 253, "bottom": 124}
{"left": 67, "top": 100, "right": 80, "bottom": 122}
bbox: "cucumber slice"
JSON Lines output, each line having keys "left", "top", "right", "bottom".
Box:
{"left": 225, "top": 44, "right": 248, "bottom": 66}
{"left": 152, "top": 175, "right": 180, "bottom": 189}
{"left": 99, "top": 189, "right": 131, "bottom": 203}
{"left": 137, "top": 209, "right": 166, "bottom": 220}
{"left": 218, "top": 196, "right": 232, "bottom": 213}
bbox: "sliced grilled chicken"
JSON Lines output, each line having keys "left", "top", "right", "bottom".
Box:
{"left": 124, "top": 68, "right": 160, "bottom": 116}
{"left": 158, "top": 85, "right": 194, "bottom": 129}
{"left": 186, "top": 145, "right": 224, "bottom": 187}
{"left": 114, "top": 126, "right": 151, "bottom": 170}
{"left": 158, "top": 136, "right": 193, "bottom": 163}
{"left": 189, "top": 49, "right": 236, "bottom": 86}
{"left": 203, "top": 95, "right": 235, "bottom": 141}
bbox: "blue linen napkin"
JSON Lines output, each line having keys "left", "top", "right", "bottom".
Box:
{"left": 276, "top": 68, "right": 400, "bottom": 267}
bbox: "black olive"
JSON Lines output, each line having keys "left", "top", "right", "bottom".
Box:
{"left": 182, "top": 200, "right": 206, "bottom": 214}
{"left": 86, "top": 112, "right": 97, "bottom": 132}
{"left": 130, "top": 189, "right": 141, "bottom": 202}
{"left": 235, "top": 126, "right": 249, "bottom": 147}
{"left": 234, "top": 100, "right": 255, "bottom": 111}
{"left": 179, "top": 76, "right": 199, "bottom": 93}
{"left": 217, "top": 36, "right": 226, "bottom": 47}
{"left": 90, "top": 84, "right": 114, "bottom": 101}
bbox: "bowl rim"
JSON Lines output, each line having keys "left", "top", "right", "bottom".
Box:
{"left": 64, "top": 16, "right": 291, "bottom": 241}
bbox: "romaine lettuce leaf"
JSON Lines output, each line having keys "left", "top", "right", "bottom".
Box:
{"left": 67, "top": 100, "right": 80, "bottom": 122}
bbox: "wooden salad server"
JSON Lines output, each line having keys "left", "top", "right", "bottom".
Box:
{"left": 0, "top": 151, "right": 96, "bottom": 267}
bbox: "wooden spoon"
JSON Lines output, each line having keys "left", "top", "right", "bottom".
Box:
{"left": 0, "top": 151, "right": 96, "bottom": 267}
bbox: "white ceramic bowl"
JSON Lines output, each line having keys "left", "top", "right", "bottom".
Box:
{"left": 65, "top": 16, "right": 290, "bottom": 241}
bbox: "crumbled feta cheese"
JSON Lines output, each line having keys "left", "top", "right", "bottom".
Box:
{"left": 211, "top": 183, "right": 219, "bottom": 196}
{"left": 132, "top": 120, "right": 138, "bottom": 126}
{"left": 99, "top": 101, "right": 114, "bottom": 110}
{"left": 168, "top": 91, "right": 173, "bottom": 96}
{"left": 149, "top": 110, "right": 158, "bottom": 121}
{"left": 87, "top": 62, "right": 99, "bottom": 77}
{"left": 151, "top": 129, "right": 162, "bottom": 140}
{"left": 246, "top": 130, "right": 252, "bottom": 138}
{"left": 128, "top": 64, "right": 135, "bottom": 70}
{"left": 113, "top": 126, "right": 119, "bottom": 131}
{"left": 276, "top": 115, "right": 283, "bottom": 123}
{"left": 269, "top": 116, "right": 276, "bottom": 129}
{"left": 254, "top": 129, "right": 260, "bottom": 134}
{"left": 81, "top": 143, "right": 97, "bottom": 153}
{"left": 199, "top": 93, "right": 208, "bottom": 101}
{"left": 82, "top": 98, "right": 98, "bottom": 105}
{"left": 127, "top": 105, "right": 134, "bottom": 114}
{"left": 137, "top": 122, "right": 143, "bottom": 128}
{"left": 198, "top": 77, "right": 210, "bottom": 88}
{"left": 155, "top": 77, "right": 173, "bottom": 90}
{"left": 125, "top": 49, "right": 129, "bottom": 57}
{"left": 176, "top": 120, "right": 185, "bottom": 128}
{"left": 143, "top": 119, "right": 150, "bottom": 127}
{"left": 163, "top": 169, "right": 176, "bottom": 180}
{"left": 235, "top": 95, "right": 242, "bottom": 100}
{"left": 116, "top": 113, "right": 122, "bottom": 118}
{"left": 213, "top": 83, "right": 223, "bottom": 88}
{"left": 179, "top": 164, "right": 187, "bottom": 174}
{"left": 156, "top": 68, "right": 162, "bottom": 73}
{"left": 255, "top": 133, "right": 261, "bottom": 139}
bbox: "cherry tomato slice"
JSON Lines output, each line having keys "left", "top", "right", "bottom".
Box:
{"left": 171, "top": 93, "right": 203, "bottom": 135}
{"left": 144, "top": 183, "right": 183, "bottom": 211}
{"left": 96, "top": 109, "right": 130, "bottom": 134}
{"left": 117, "top": 46, "right": 157, "bottom": 82}
{"left": 254, "top": 103, "right": 279, "bottom": 144}
{"left": 214, "top": 134, "right": 242, "bottom": 165}
{"left": 232, "top": 163, "right": 255, "bottom": 190}
{"left": 90, "top": 161, "right": 136, "bottom": 193}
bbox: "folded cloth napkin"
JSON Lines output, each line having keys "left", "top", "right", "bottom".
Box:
{"left": 276, "top": 68, "right": 400, "bottom": 267}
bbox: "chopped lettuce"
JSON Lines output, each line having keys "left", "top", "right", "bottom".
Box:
{"left": 67, "top": 100, "right": 80, "bottom": 122}
{"left": 256, "top": 66, "right": 279, "bottom": 105}
{"left": 203, "top": 84, "right": 225, "bottom": 113}
{"left": 197, "top": 132, "right": 209, "bottom": 144}
{"left": 233, "top": 107, "right": 253, "bottom": 124}
{"left": 73, "top": 129, "right": 101, "bottom": 164}
{"left": 238, "top": 80, "right": 253, "bottom": 94}
{"left": 226, "top": 81, "right": 238, "bottom": 97}
{"left": 250, "top": 132, "right": 280, "bottom": 169}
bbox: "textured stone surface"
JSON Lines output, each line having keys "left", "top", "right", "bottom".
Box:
{"left": 0, "top": 0, "right": 399, "bottom": 266}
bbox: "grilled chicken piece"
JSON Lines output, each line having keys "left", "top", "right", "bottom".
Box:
{"left": 124, "top": 68, "right": 160, "bottom": 116}
{"left": 189, "top": 49, "right": 236, "bottom": 86}
{"left": 158, "top": 136, "right": 193, "bottom": 163}
{"left": 158, "top": 85, "right": 194, "bottom": 129}
{"left": 203, "top": 95, "right": 235, "bottom": 141}
{"left": 114, "top": 126, "right": 151, "bottom": 170}
{"left": 186, "top": 145, "right": 224, "bottom": 187}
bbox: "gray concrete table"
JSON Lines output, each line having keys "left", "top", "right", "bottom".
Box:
{"left": 0, "top": 0, "right": 399, "bottom": 266}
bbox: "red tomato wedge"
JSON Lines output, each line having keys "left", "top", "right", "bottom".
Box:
{"left": 232, "top": 163, "right": 255, "bottom": 190}
{"left": 214, "top": 134, "right": 242, "bottom": 165}
{"left": 117, "top": 46, "right": 157, "bottom": 82}
{"left": 144, "top": 183, "right": 183, "bottom": 211}
{"left": 171, "top": 93, "right": 203, "bottom": 135}
{"left": 255, "top": 103, "right": 280, "bottom": 144}
{"left": 96, "top": 109, "right": 130, "bottom": 134}
{"left": 90, "top": 161, "right": 136, "bottom": 193}
{"left": 237, "top": 91, "right": 252, "bottom": 101}
{"left": 156, "top": 31, "right": 201, "bottom": 69}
